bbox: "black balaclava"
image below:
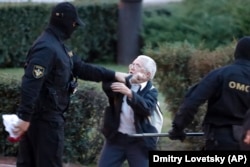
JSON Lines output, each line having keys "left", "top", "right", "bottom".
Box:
{"left": 49, "top": 2, "right": 84, "bottom": 40}
{"left": 234, "top": 36, "right": 250, "bottom": 61}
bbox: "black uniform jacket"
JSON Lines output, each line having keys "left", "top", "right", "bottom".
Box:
{"left": 101, "top": 77, "right": 159, "bottom": 150}
{"left": 173, "top": 59, "right": 250, "bottom": 130}
{"left": 17, "top": 25, "right": 115, "bottom": 122}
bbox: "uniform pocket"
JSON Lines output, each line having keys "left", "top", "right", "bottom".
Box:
{"left": 55, "top": 90, "right": 70, "bottom": 111}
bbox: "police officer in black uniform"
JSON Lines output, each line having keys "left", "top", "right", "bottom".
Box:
{"left": 168, "top": 36, "right": 250, "bottom": 150}
{"left": 12, "top": 2, "right": 130, "bottom": 167}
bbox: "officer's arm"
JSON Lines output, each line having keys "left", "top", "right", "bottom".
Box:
{"left": 172, "top": 69, "right": 222, "bottom": 130}
{"left": 72, "top": 55, "right": 128, "bottom": 82}
{"left": 17, "top": 47, "right": 54, "bottom": 122}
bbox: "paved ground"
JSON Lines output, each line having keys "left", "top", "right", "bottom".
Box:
{"left": 0, "top": 157, "right": 15, "bottom": 167}
{"left": 0, "top": 156, "right": 87, "bottom": 167}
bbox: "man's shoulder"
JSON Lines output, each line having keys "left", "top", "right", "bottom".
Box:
{"left": 37, "top": 31, "right": 58, "bottom": 44}
{"left": 32, "top": 32, "right": 61, "bottom": 52}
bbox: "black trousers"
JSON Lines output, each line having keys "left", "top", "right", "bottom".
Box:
{"left": 98, "top": 132, "right": 148, "bottom": 167}
{"left": 205, "top": 126, "right": 240, "bottom": 150}
{"left": 16, "top": 119, "right": 64, "bottom": 167}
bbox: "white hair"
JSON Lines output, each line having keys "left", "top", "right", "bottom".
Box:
{"left": 137, "top": 55, "right": 157, "bottom": 80}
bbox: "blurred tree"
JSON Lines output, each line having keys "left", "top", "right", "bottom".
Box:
{"left": 117, "top": 0, "right": 142, "bottom": 65}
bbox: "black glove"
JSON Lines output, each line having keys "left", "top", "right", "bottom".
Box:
{"left": 168, "top": 127, "right": 186, "bottom": 142}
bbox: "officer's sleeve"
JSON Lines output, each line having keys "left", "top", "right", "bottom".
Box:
{"left": 172, "top": 69, "right": 222, "bottom": 130}
{"left": 17, "top": 47, "right": 54, "bottom": 122}
{"left": 72, "top": 55, "right": 115, "bottom": 82}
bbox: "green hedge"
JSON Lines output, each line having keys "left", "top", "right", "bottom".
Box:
{"left": 2, "top": 0, "right": 250, "bottom": 68}
{"left": 142, "top": 0, "right": 250, "bottom": 50}
{"left": 0, "top": 75, "right": 108, "bottom": 165}
{"left": 0, "top": 2, "right": 118, "bottom": 67}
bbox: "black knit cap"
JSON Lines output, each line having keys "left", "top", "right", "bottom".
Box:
{"left": 234, "top": 36, "right": 250, "bottom": 60}
{"left": 51, "top": 2, "right": 84, "bottom": 27}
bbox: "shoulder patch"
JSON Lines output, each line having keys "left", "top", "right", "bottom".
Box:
{"left": 32, "top": 65, "right": 45, "bottom": 79}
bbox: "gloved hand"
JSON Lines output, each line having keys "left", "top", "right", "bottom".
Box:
{"left": 12, "top": 118, "right": 30, "bottom": 139}
{"left": 168, "top": 127, "right": 186, "bottom": 142}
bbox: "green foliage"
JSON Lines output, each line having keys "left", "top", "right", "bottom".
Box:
{"left": 67, "top": 3, "right": 118, "bottom": 63}
{"left": 64, "top": 87, "right": 107, "bottom": 164}
{"left": 0, "top": 74, "right": 108, "bottom": 165}
{"left": 74, "top": 0, "right": 117, "bottom": 4}
{"left": 0, "top": 4, "right": 51, "bottom": 67}
{"left": 0, "top": 3, "right": 118, "bottom": 67}
{"left": 144, "top": 41, "right": 194, "bottom": 114}
{"left": 142, "top": 0, "right": 250, "bottom": 50}
{"left": 0, "top": 74, "right": 21, "bottom": 156}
